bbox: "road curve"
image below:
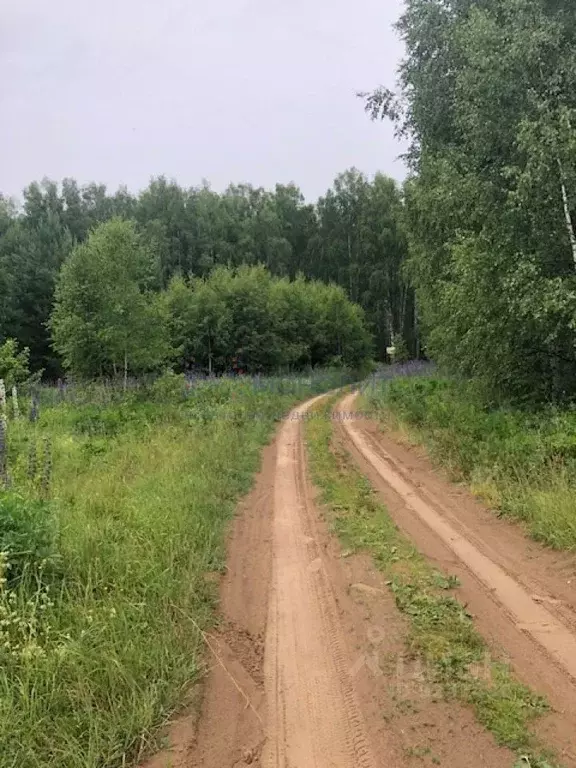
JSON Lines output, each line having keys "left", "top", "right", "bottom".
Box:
{"left": 148, "top": 391, "right": 539, "bottom": 768}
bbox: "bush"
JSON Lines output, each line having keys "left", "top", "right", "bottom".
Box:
{"left": 165, "top": 266, "right": 373, "bottom": 374}
{"left": 150, "top": 370, "right": 187, "bottom": 403}
{"left": 0, "top": 493, "right": 58, "bottom": 584}
{"left": 0, "top": 338, "right": 32, "bottom": 391}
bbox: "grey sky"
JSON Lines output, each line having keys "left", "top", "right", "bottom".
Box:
{"left": 2, "top": 0, "right": 406, "bottom": 202}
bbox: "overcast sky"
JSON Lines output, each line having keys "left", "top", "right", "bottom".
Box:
{"left": 1, "top": 0, "right": 406, "bottom": 202}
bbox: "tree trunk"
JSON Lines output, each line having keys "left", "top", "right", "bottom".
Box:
{"left": 123, "top": 349, "right": 128, "bottom": 392}
{"left": 557, "top": 158, "right": 576, "bottom": 270}
{"left": 400, "top": 283, "right": 408, "bottom": 337}
{"left": 415, "top": 302, "right": 421, "bottom": 360}
{"left": 208, "top": 334, "right": 212, "bottom": 376}
{"left": 535, "top": 64, "right": 576, "bottom": 270}
{"left": 387, "top": 307, "right": 394, "bottom": 348}
{"left": 347, "top": 232, "right": 352, "bottom": 297}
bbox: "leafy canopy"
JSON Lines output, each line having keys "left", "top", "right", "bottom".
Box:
{"left": 365, "top": 0, "right": 576, "bottom": 402}
{"left": 51, "top": 218, "right": 170, "bottom": 379}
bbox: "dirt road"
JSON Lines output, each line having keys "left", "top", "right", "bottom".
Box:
{"left": 262, "top": 395, "right": 377, "bottom": 767}
{"left": 147, "top": 396, "right": 520, "bottom": 768}
{"left": 338, "top": 390, "right": 576, "bottom": 762}
{"left": 187, "top": 394, "right": 380, "bottom": 768}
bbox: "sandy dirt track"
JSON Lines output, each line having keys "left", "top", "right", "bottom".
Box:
{"left": 146, "top": 395, "right": 522, "bottom": 768}
{"left": 261, "top": 395, "right": 377, "bottom": 768}
{"left": 338, "top": 390, "right": 576, "bottom": 763}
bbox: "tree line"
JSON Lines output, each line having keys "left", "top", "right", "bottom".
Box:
{"left": 365, "top": 0, "right": 576, "bottom": 403}
{"left": 7, "top": 0, "right": 575, "bottom": 400}
{"left": 0, "top": 171, "right": 413, "bottom": 378}
{"left": 49, "top": 219, "right": 371, "bottom": 378}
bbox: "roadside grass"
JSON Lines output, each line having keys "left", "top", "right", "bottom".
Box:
{"left": 305, "top": 395, "right": 560, "bottom": 768}
{"left": 0, "top": 371, "right": 348, "bottom": 768}
{"left": 361, "top": 376, "right": 576, "bottom": 552}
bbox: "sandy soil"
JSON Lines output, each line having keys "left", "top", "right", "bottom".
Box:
{"left": 145, "top": 396, "right": 519, "bottom": 767}
{"left": 338, "top": 390, "right": 576, "bottom": 765}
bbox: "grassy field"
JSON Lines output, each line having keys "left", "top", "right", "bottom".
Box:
{"left": 361, "top": 376, "right": 576, "bottom": 552}
{"left": 305, "top": 395, "right": 560, "bottom": 768}
{"left": 0, "top": 371, "right": 348, "bottom": 768}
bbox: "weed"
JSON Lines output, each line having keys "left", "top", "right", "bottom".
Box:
{"left": 0, "top": 493, "right": 57, "bottom": 584}
{"left": 363, "top": 377, "right": 576, "bottom": 551}
{"left": 395, "top": 697, "right": 420, "bottom": 715}
{"left": 405, "top": 744, "right": 432, "bottom": 759}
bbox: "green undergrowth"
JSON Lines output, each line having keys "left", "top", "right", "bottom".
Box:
{"left": 0, "top": 371, "right": 347, "bottom": 768}
{"left": 361, "top": 376, "right": 576, "bottom": 552}
{"left": 305, "top": 395, "right": 560, "bottom": 768}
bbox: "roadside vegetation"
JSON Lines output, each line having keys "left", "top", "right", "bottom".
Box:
{"left": 363, "top": 376, "right": 576, "bottom": 552}
{"left": 1, "top": 1, "right": 575, "bottom": 763}
{"left": 364, "top": 0, "right": 576, "bottom": 405}
{"left": 305, "top": 396, "right": 560, "bottom": 768}
{"left": 0, "top": 370, "right": 348, "bottom": 768}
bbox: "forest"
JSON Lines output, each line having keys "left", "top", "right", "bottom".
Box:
{"left": 2, "top": 0, "right": 576, "bottom": 406}
{"left": 0, "top": 170, "right": 411, "bottom": 380}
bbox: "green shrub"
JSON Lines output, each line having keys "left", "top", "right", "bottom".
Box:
{"left": 0, "top": 338, "right": 31, "bottom": 390}
{"left": 0, "top": 493, "right": 57, "bottom": 584}
{"left": 150, "top": 370, "right": 187, "bottom": 402}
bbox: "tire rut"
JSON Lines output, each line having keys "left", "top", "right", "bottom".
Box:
{"left": 355, "top": 416, "right": 576, "bottom": 636}
{"left": 262, "top": 397, "right": 378, "bottom": 768}
{"left": 339, "top": 391, "right": 576, "bottom": 684}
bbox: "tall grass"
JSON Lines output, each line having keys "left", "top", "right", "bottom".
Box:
{"left": 0, "top": 370, "right": 347, "bottom": 767}
{"left": 363, "top": 376, "right": 576, "bottom": 551}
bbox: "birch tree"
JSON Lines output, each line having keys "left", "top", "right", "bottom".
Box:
{"left": 363, "top": 0, "right": 576, "bottom": 400}
{"left": 51, "top": 219, "right": 170, "bottom": 380}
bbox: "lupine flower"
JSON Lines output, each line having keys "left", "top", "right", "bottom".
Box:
{"left": 0, "top": 380, "right": 6, "bottom": 420}
{"left": 0, "top": 419, "right": 7, "bottom": 488}
{"left": 28, "top": 440, "right": 37, "bottom": 481}
{"left": 30, "top": 392, "right": 39, "bottom": 423}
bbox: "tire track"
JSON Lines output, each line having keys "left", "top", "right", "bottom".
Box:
{"left": 339, "top": 391, "right": 576, "bottom": 684}
{"left": 262, "top": 397, "right": 378, "bottom": 768}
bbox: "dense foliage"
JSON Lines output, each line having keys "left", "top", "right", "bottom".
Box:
{"left": 0, "top": 172, "right": 413, "bottom": 377}
{"left": 165, "top": 266, "right": 372, "bottom": 374}
{"left": 310, "top": 170, "right": 415, "bottom": 360}
{"left": 0, "top": 338, "right": 32, "bottom": 390}
{"left": 49, "top": 219, "right": 371, "bottom": 378}
{"left": 51, "top": 219, "right": 169, "bottom": 380}
{"left": 365, "top": 0, "right": 576, "bottom": 402}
